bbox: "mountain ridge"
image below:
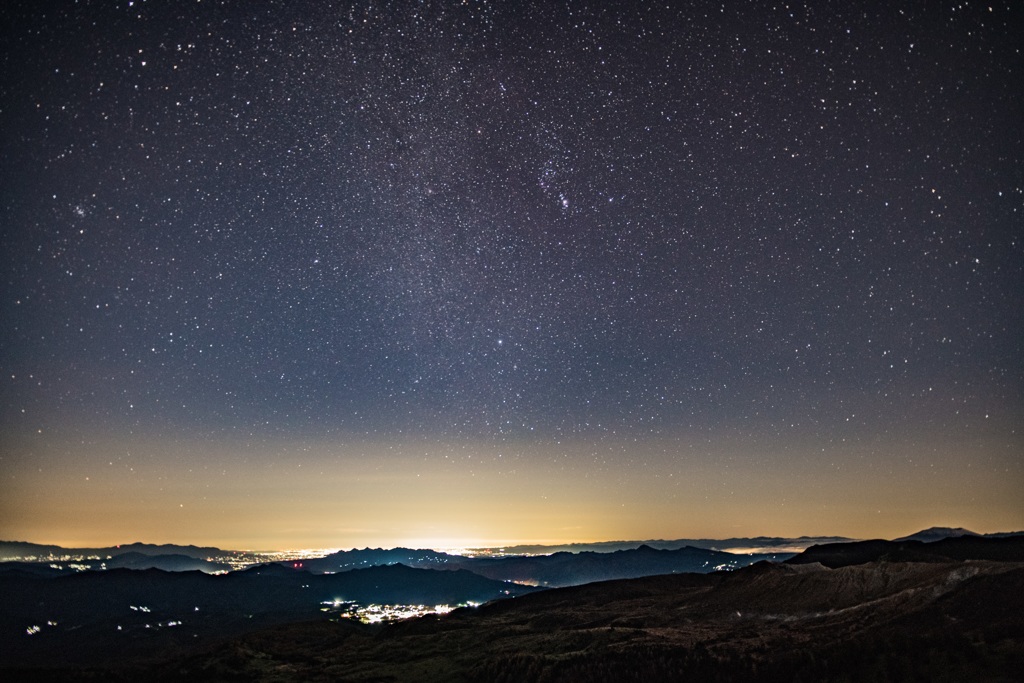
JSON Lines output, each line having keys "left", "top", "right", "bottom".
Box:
{"left": 5, "top": 527, "right": 1021, "bottom": 564}
{"left": 293, "top": 543, "right": 790, "bottom": 586}
{"left": 894, "top": 526, "right": 979, "bottom": 542}
{"left": 787, "top": 534, "right": 1024, "bottom": 568}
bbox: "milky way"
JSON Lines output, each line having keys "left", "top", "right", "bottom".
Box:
{"left": 1, "top": 1, "right": 1021, "bottom": 547}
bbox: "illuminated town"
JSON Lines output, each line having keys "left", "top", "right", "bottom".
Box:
{"left": 321, "top": 599, "right": 481, "bottom": 624}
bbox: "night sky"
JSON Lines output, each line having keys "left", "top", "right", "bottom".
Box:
{"left": 2, "top": 1, "right": 1021, "bottom": 549}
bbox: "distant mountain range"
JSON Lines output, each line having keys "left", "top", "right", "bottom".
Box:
{"left": 0, "top": 540, "right": 231, "bottom": 562}
{"left": 0, "top": 553, "right": 231, "bottom": 576}
{"left": 0, "top": 547, "right": 232, "bottom": 574}
{"left": 5, "top": 528, "right": 1020, "bottom": 568}
{"left": 4, "top": 528, "right": 1021, "bottom": 583}
{"left": 290, "top": 543, "right": 792, "bottom": 586}
{"left": 103, "top": 552, "right": 232, "bottom": 573}
{"left": 0, "top": 536, "right": 842, "bottom": 565}
{"left": 468, "top": 535, "right": 855, "bottom": 555}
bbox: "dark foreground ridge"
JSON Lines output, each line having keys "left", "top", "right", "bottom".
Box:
{"left": 4, "top": 534, "right": 1023, "bottom": 682}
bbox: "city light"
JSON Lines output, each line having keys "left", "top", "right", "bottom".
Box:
{"left": 320, "top": 599, "right": 479, "bottom": 624}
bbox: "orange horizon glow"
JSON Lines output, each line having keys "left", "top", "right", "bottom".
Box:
{"left": 3, "top": 425, "right": 1021, "bottom": 551}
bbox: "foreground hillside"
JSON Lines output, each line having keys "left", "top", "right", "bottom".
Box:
{"left": 18, "top": 558, "right": 1024, "bottom": 682}
{"left": 0, "top": 563, "right": 539, "bottom": 670}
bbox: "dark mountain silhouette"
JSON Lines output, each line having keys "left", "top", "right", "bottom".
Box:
{"left": 295, "top": 546, "right": 464, "bottom": 573}
{"left": 0, "top": 535, "right": 835, "bottom": 567}
{"left": 0, "top": 540, "right": 231, "bottom": 563}
{"left": 103, "top": 552, "right": 231, "bottom": 573}
{"left": 454, "top": 544, "right": 790, "bottom": 586}
{"left": 5, "top": 530, "right": 1020, "bottom": 569}
{"left": 105, "top": 542, "right": 229, "bottom": 560}
{"left": 786, "top": 533, "right": 1024, "bottom": 568}
{"left": 0, "top": 552, "right": 231, "bottom": 574}
{"left": 479, "top": 534, "right": 854, "bottom": 555}
{"left": 296, "top": 544, "right": 789, "bottom": 586}
{"left": 0, "top": 541, "right": 70, "bottom": 559}
{"left": 894, "top": 526, "right": 980, "bottom": 542}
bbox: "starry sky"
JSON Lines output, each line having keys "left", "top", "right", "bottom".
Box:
{"left": 1, "top": 0, "right": 1021, "bottom": 550}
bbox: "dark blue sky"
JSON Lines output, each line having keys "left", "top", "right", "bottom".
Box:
{"left": 1, "top": 1, "right": 1021, "bottom": 547}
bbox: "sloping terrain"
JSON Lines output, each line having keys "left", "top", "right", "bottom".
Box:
{"left": 0, "top": 563, "right": 539, "bottom": 669}
{"left": 12, "top": 559, "right": 1022, "bottom": 682}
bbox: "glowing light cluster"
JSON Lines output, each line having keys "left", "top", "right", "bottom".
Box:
{"left": 322, "top": 599, "right": 481, "bottom": 624}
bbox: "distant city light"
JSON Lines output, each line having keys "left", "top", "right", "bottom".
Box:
{"left": 321, "top": 600, "right": 475, "bottom": 624}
